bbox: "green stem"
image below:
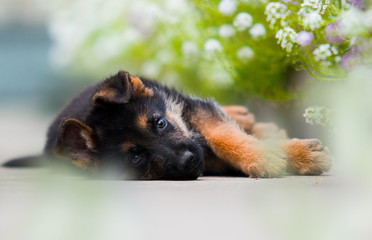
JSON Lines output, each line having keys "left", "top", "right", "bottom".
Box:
{"left": 300, "top": 56, "right": 347, "bottom": 81}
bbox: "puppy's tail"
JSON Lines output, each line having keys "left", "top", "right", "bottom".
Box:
{"left": 2, "top": 155, "right": 47, "bottom": 168}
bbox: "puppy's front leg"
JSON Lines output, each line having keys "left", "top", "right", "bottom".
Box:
{"left": 188, "top": 101, "right": 287, "bottom": 178}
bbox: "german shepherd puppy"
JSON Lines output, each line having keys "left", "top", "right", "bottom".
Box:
{"left": 4, "top": 71, "right": 331, "bottom": 180}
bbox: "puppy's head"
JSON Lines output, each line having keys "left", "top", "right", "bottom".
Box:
{"left": 54, "top": 71, "right": 204, "bottom": 180}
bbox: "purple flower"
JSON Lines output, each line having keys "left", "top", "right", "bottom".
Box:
{"left": 341, "top": 46, "right": 361, "bottom": 70}
{"left": 347, "top": 0, "right": 365, "bottom": 10}
{"left": 325, "top": 23, "right": 344, "bottom": 44}
{"left": 296, "top": 31, "right": 314, "bottom": 47}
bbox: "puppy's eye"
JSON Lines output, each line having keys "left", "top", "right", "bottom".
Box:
{"left": 130, "top": 153, "right": 144, "bottom": 166}
{"left": 156, "top": 117, "right": 168, "bottom": 129}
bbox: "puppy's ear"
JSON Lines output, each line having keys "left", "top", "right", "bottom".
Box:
{"left": 93, "top": 71, "right": 153, "bottom": 107}
{"left": 54, "top": 118, "right": 97, "bottom": 171}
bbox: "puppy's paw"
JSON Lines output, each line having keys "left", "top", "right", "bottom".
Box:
{"left": 222, "top": 106, "right": 255, "bottom": 132}
{"left": 252, "top": 123, "right": 288, "bottom": 139}
{"left": 247, "top": 141, "right": 287, "bottom": 178}
{"left": 285, "top": 139, "right": 332, "bottom": 175}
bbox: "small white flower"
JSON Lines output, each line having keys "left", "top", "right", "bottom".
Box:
{"left": 141, "top": 61, "right": 161, "bottom": 77}
{"left": 275, "top": 27, "right": 297, "bottom": 52}
{"left": 237, "top": 46, "right": 254, "bottom": 62}
{"left": 182, "top": 41, "right": 199, "bottom": 56}
{"left": 265, "top": 2, "right": 287, "bottom": 27}
{"left": 233, "top": 12, "right": 253, "bottom": 31}
{"left": 302, "top": 12, "right": 323, "bottom": 30}
{"left": 301, "top": 0, "right": 322, "bottom": 11}
{"left": 339, "top": 8, "right": 365, "bottom": 36}
{"left": 219, "top": 24, "right": 236, "bottom": 38}
{"left": 204, "top": 39, "right": 223, "bottom": 53}
{"left": 335, "top": 56, "right": 342, "bottom": 63}
{"left": 298, "top": 0, "right": 328, "bottom": 16}
{"left": 156, "top": 49, "right": 174, "bottom": 63}
{"left": 211, "top": 67, "right": 233, "bottom": 85}
{"left": 363, "top": 10, "right": 372, "bottom": 28}
{"left": 249, "top": 23, "right": 266, "bottom": 39}
{"left": 313, "top": 44, "right": 338, "bottom": 62}
{"left": 218, "top": 0, "right": 238, "bottom": 16}
{"left": 303, "top": 106, "right": 332, "bottom": 126}
{"left": 330, "top": 46, "right": 338, "bottom": 55}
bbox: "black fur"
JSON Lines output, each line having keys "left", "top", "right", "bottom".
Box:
{"left": 3, "top": 71, "right": 332, "bottom": 179}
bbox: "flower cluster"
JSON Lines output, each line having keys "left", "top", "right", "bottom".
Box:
{"left": 275, "top": 27, "right": 297, "bottom": 52}
{"left": 303, "top": 106, "right": 333, "bottom": 127}
{"left": 263, "top": 0, "right": 372, "bottom": 77}
{"left": 48, "top": 0, "right": 372, "bottom": 103}
{"left": 302, "top": 12, "right": 323, "bottom": 31}
{"left": 265, "top": 2, "right": 288, "bottom": 27}
{"left": 313, "top": 44, "right": 340, "bottom": 65}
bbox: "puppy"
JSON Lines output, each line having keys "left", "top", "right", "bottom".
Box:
{"left": 4, "top": 71, "right": 331, "bottom": 180}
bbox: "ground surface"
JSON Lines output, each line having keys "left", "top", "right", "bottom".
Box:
{"left": 1, "top": 109, "right": 371, "bottom": 240}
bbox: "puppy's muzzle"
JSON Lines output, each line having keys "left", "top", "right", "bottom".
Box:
{"left": 177, "top": 150, "right": 200, "bottom": 171}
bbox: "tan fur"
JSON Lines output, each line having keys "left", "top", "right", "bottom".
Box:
{"left": 130, "top": 76, "right": 154, "bottom": 97}
{"left": 121, "top": 142, "right": 136, "bottom": 152}
{"left": 166, "top": 109, "right": 191, "bottom": 139}
{"left": 222, "top": 106, "right": 249, "bottom": 115}
{"left": 54, "top": 119, "right": 98, "bottom": 172}
{"left": 137, "top": 114, "right": 148, "bottom": 130}
{"left": 285, "top": 139, "right": 332, "bottom": 175}
{"left": 143, "top": 158, "right": 166, "bottom": 180}
{"left": 251, "top": 123, "right": 288, "bottom": 139}
{"left": 163, "top": 95, "right": 192, "bottom": 139}
{"left": 92, "top": 89, "right": 116, "bottom": 106}
{"left": 197, "top": 116, "right": 287, "bottom": 178}
{"left": 222, "top": 106, "right": 255, "bottom": 133}
{"left": 223, "top": 105, "right": 331, "bottom": 176}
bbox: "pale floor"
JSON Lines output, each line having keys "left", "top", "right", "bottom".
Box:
{"left": 1, "top": 109, "right": 371, "bottom": 240}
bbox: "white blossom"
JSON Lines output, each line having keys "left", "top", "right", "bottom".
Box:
{"left": 313, "top": 44, "right": 338, "bottom": 61}
{"left": 302, "top": 12, "right": 323, "bottom": 30}
{"left": 330, "top": 46, "right": 338, "bottom": 55}
{"left": 156, "top": 49, "right": 174, "bottom": 63}
{"left": 249, "top": 23, "right": 266, "bottom": 39}
{"left": 339, "top": 8, "right": 366, "bottom": 36}
{"left": 237, "top": 46, "right": 254, "bottom": 62}
{"left": 211, "top": 66, "right": 233, "bottom": 85}
{"left": 275, "top": 27, "right": 297, "bottom": 52}
{"left": 265, "top": 2, "right": 287, "bottom": 27}
{"left": 204, "top": 38, "right": 223, "bottom": 53}
{"left": 219, "top": 24, "right": 236, "bottom": 38}
{"left": 233, "top": 12, "right": 253, "bottom": 31}
{"left": 303, "top": 106, "right": 332, "bottom": 126}
{"left": 301, "top": 0, "right": 322, "bottom": 12}
{"left": 182, "top": 41, "right": 199, "bottom": 56}
{"left": 363, "top": 10, "right": 372, "bottom": 29}
{"left": 298, "top": 0, "right": 329, "bottom": 16}
{"left": 141, "top": 60, "right": 161, "bottom": 77}
{"left": 218, "top": 0, "right": 238, "bottom": 16}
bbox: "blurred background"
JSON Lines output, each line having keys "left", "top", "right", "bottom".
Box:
{"left": 1, "top": 0, "right": 372, "bottom": 240}
{"left": 0, "top": 0, "right": 330, "bottom": 162}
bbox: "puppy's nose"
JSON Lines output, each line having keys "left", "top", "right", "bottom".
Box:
{"left": 177, "top": 150, "right": 196, "bottom": 171}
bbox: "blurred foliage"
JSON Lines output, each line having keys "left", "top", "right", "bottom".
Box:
{"left": 49, "top": 0, "right": 372, "bottom": 103}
